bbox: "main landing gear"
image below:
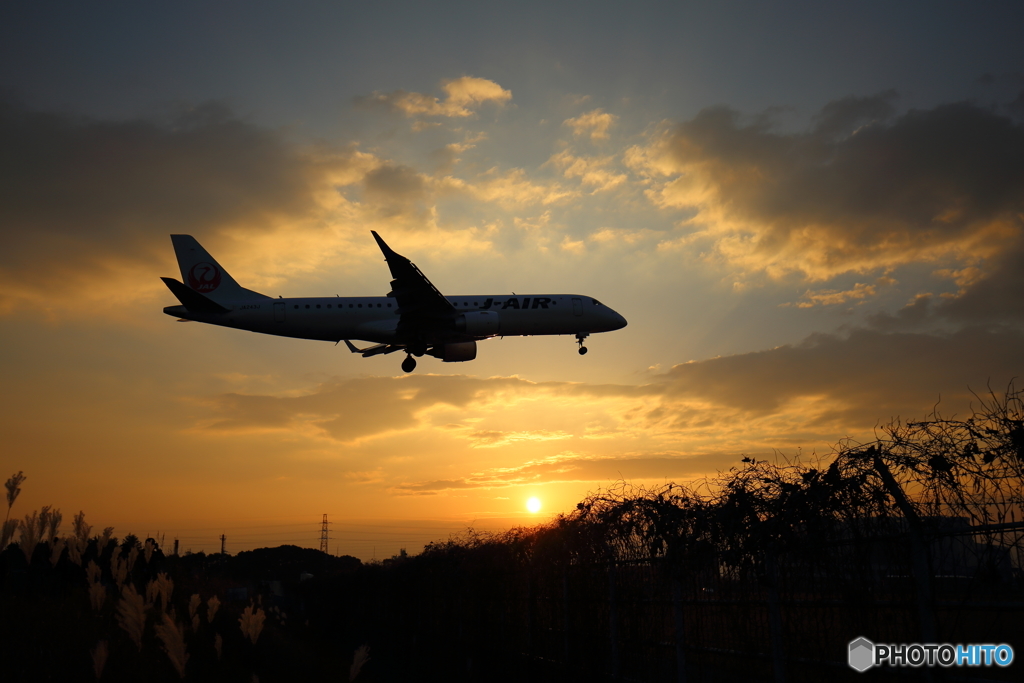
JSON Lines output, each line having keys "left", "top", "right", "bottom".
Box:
{"left": 402, "top": 341, "right": 428, "bottom": 373}
{"left": 576, "top": 332, "right": 589, "bottom": 355}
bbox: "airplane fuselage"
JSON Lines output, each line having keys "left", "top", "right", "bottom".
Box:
{"left": 161, "top": 232, "right": 626, "bottom": 371}
{"left": 165, "top": 293, "right": 624, "bottom": 345}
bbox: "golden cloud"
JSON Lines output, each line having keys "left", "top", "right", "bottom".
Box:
{"left": 190, "top": 323, "right": 1024, "bottom": 469}
{"left": 547, "top": 149, "right": 627, "bottom": 193}
{"left": 784, "top": 281, "right": 885, "bottom": 308}
{"left": 563, "top": 108, "right": 618, "bottom": 141}
{"left": 627, "top": 96, "right": 1024, "bottom": 281}
{"left": 389, "top": 452, "right": 731, "bottom": 494}
{"left": 439, "top": 168, "right": 578, "bottom": 208}
{"left": 0, "top": 101, "right": 383, "bottom": 315}
{"left": 357, "top": 76, "right": 511, "bottom": 118}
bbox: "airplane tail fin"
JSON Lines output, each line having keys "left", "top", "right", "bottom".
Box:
{"left": 170, "top": 234, "right": 270, "bottom": 304}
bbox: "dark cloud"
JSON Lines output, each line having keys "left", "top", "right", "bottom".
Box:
{"left": 810, "top": 90, "right": 897, "bottom": 139}
{"left": 1008, "top": 90, "right": 1024, "bottom": 121}
{"left": 361, "top": 163, "right": 426, "bottom": 217}
{"left": 199, "top": 324, "right": 1024, "bottom": 455}
{"left": 649, "top": 94, "right": 1024, "bottom": 277}
{"left": 654, "top": 326, "right": 1024, "bottom": 423}
{"left": 869, "top": 241, "right": 1024, "bottom": 329}
{"left": 202, "top": 375, "right": 542, "bottom": 442}
{"left": 0, "top": 100, "right": 348, "bottom": 309}
{"left": 935, "top": 245, "right": 1024, "bottom": 323}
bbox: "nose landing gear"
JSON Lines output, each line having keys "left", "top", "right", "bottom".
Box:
{"left": 576, "top": 332, "right": 589, "bottom": 355}
{"left": 401, "top": 355, "right": 417, "bottom": 373}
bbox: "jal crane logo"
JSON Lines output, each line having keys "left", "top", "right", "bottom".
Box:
{"left": 187, "top": 262, "right": 222, "bottom": 293}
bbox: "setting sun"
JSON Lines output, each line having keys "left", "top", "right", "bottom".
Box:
{"left": 526, "top": 497, "right": 542, "bottom": 514}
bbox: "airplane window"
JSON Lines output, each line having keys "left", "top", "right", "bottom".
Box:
{"left": 316, "top": 304, "right": 321, "bottom": 309}
{"left": 349, "top": 304, "right": 353, "bottom": 308}
{"left": 387, "top": 303, "right": 391, "bottom": 307}
{"left": 377, "top": 303, "right": 382, "bottom": 308}
{"left": 327, "top": 304, "right": 331, "bottom": 308}
{"left": 474, "top": 302, "right": 478, "bottom": 306}
{"left": 358, "top": 304, "right": 362, "bottom": 308}
{"left": 293, "top": 305, "right": 298, "bottom": 309}
{"left": 305, "top": 305, "right": 310, "bottom": 309}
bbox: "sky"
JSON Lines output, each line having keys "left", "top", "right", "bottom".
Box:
{"left": 2, "top": 1, "right": 1023, "bottom": 559}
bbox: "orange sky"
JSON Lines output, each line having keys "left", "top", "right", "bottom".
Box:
{"left": 2, "top": 3, "right": 1023, "bottom": 559}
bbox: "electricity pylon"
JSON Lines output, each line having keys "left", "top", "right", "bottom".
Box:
{"left": 319, "top": 514, "right": 332, "bottom": 554}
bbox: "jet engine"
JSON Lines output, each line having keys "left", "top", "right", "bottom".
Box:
{"left": 428, "top": 341, "right": 477, "bottom": 362}
{"left": 456, "top": 310, "right": 500, "bottom": 336}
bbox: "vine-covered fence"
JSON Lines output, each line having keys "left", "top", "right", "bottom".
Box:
{"left": 338, "top": 390, "right": 1024, "bottom": 682}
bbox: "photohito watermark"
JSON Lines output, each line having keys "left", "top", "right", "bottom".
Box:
{"left": 848, "top": 637, "right": 1014, "bottom": 672}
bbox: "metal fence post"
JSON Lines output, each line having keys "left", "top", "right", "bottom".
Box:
{"left": 608, "top": 558, "right": 621, "bottom": 680}
{"left": 871, "top": 453, "right": 937, "bottom": 643}
{"left": 671, "top": 577, "right": 687, "bottom": 683}
{"left": 765, "top": 552, "right": 787, "bottom": 683}
{"left": 562, "top": 565, "right": 570, "bottom": 671}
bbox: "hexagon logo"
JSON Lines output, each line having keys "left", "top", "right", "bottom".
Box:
{"left": 848, "top": 637, "right": 875, "bottom": 672}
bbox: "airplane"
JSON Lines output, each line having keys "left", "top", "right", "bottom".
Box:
{"left": 161, "top": 232, "right": 627, "bottom": 373}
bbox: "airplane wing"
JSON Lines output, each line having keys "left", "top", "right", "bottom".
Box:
{"left": 371, "top": 231, "right": 455, "bottom": 340}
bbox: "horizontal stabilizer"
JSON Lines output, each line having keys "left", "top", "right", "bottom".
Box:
{"left": 161, "top": 277, "right": 230, "bottom": 313}
{"left": 343, "top": 340, "right": 404, "bottom": 357}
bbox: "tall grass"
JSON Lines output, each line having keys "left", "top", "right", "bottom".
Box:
{"left": 155, "top": 612, "right": 189, "bottom": 678}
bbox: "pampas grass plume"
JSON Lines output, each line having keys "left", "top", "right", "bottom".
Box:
{"left": 146, "top": 572, "right": 174, "bottom": 612}
{"left": 127, "top": 544, "right": 139, "bottom": 573}
{"left": 116, "top": 584, "right": 146, "bottom": 651}
{"left": 349, "top": 644, "right": 371, "bottom": 681}
{"left": 49, "top": 537, "right": 65, "bottom": 567}
{"left": 89, "top": 581, "right": 107, "bottom": 613}
{"left": 155, "top": 612, "right": 190, "bottom": 679}
{"left": 206, "top": 595, "right": 221, "bottom": 623}
{"left": 238, "top": 603, "right": 265, "bottom": 645}
{"left": 1, "top": 518, "right": 17, "bottom": 550}
{"left": 99, "top": 526, "right": 114, "bottom": 552}
{"left": 188, "top": 593, "right": 201, "bottom": 632}
{"left": 73, "top": 510, "right": 91, "bottom": 542}
{"left": 46, "top": 506, "right": 62, "bottom": 540}
{"left": 18, "top": 510, "right": 40, "bottom": 563}
{"left": 111, "top": 551, "right": 128, "bottom": 588}
{"left": 91, "top": 640, "right": 108, "bottom": 680}
{"left": 4, "top": 471, "right": 25, "bottom": 525}
{"left": 67, "top": 536, "right": 86, "bottom": 566}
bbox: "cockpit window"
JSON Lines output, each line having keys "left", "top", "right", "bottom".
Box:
{"left": 592, "top": 299, "right": 602, "bottom": 306}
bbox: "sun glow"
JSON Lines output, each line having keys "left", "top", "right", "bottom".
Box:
{"left": 526, "top": 497, "right": 542, "bottom": 514}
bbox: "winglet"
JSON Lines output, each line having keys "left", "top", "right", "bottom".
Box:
{"left": 371, "top": 230, "right": 396, "bottom": 259}
{"left": 369, "top": 231, "right": 454, "bottom": 315}
{"left": 343, "top": 340, "right": 362, "bottom": 354}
